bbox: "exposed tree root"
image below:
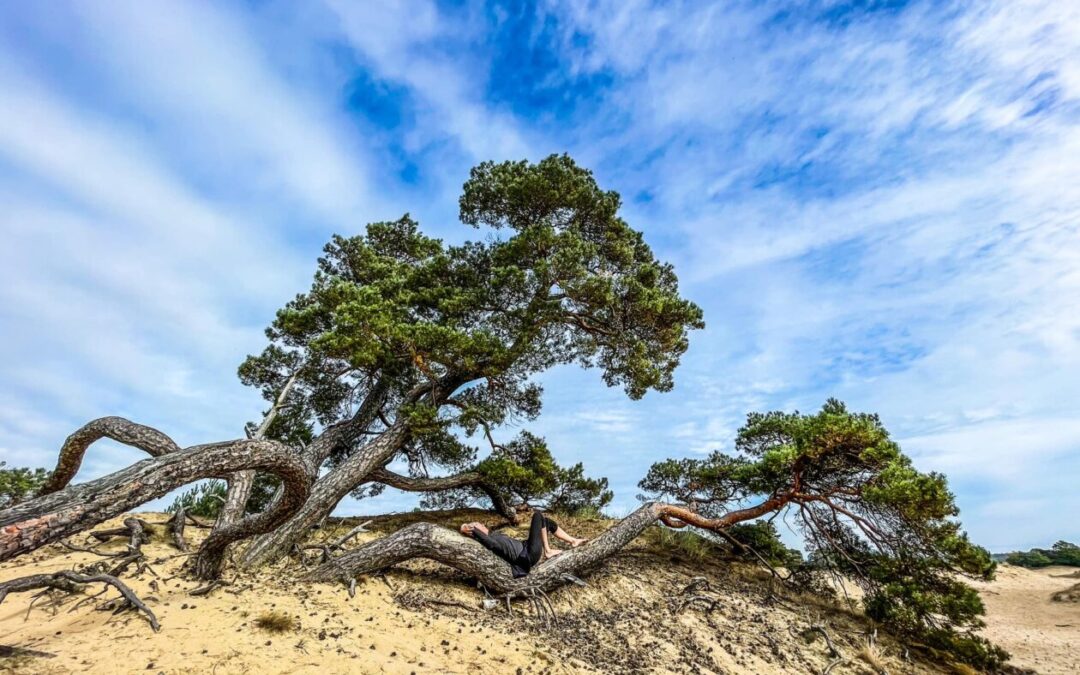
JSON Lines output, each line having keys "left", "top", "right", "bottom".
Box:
{"left": 166, "top": 508, "right": 189, "bottom": 552}
{"left": 804, "top": 622, "right": 845, "bottom": 675}
{"left": 90, "top": 517, "right": 151, "bottom": 549}
{"left": 297, "top": 521, "right": 372, "bottom": 565}
{"left": 59, "top": 518, "right": 160, "bottom": 580}
{"left": 189, "top": 579, "right": 231, "bottom": 597}
{"left": 503, "top": 585, "right": 560, "bottom": 627}
{"left": 671, "top": 576, "right": 723, "bottom": 613}
{"left": 0, "top": 571, "right": 160, "bottom": 631}
{"left": 394, "top": 589, "right": 476, "bottom": 613}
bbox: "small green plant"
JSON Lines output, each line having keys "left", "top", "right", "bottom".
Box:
{"left": 166, "top": 480, "right": 227, "bottom": 519}
{"left": 0, "top": 462, "right": 50, "bottom": 508}
{"left": 566, "top": 503, "right": 605, "bottom": 521}
{"left": 647, "top": 526, "right": 720, "bottom": 563}
{"left": 166, "top": 472, "right": 282, "bottom": 519}
{"left": 726, "top": 521, "right": 803, "bottom": 568}
{"left": 253, "top": 611, "right": 295, "bottom": 633}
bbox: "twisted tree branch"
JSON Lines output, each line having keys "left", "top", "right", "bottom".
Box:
{"left": 40, "top": 417, "right": 182, "bottom": 495}
{"left": 1, "top": 439, "right": 311, "bottom": 579}
{"left": 369, "top": 467, "right": 519, "bottom": 524}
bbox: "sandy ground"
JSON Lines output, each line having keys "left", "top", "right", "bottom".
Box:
{"left": 0, "top": 510, "right": 1073, "bottom": 674}
{"left": 972, "top": 565, "right": 1080, "bottom": 675}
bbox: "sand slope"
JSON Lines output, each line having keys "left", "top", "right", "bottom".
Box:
{"left": 973, "top": 564, "right": 1080, "bottom": 675}
{"left": 0, "top": 510, "right": 1071, "bottom": 674}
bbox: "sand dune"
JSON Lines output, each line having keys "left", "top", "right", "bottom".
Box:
{"left": 973, "top": 564, "right": 1080, "bottom": 675}
{"left": 0, "top": 512, "right": 1075, "bottom": 674}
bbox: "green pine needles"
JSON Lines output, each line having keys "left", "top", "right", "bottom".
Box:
{"left": 640, "top": 399, "right": 1006, "bottom": 670}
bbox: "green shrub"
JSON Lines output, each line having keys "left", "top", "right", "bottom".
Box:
{"left": 0, "top": 462, "right": 50, "bottom": 508}
{"left": 166, "top": 480, "right": 227, "bottom": 519}
{"left": 1006, "top": 541, "right": 1080, "bottom": 568}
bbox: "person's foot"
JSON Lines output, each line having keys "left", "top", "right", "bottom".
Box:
{"left": 545, "top": 549, "right": 562, "bottom": 560}
{"left": 571, "top": 538, "right": 588, "bottom": 548}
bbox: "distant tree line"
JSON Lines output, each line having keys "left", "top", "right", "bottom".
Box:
{"left": 1006, "top": 541, "right": 1080, "bottom": 568}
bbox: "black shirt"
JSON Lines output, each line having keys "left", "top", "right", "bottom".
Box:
{"left": 473, "top": 530, "right": 530, "bottom": 577}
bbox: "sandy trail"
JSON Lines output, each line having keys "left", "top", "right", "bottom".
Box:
{"left": 973, "top": 564, "right": 1080, "bottom": 675}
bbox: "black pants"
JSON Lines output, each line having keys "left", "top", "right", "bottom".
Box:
{"left": 523, "top": 510, "right": 559, "bottom": 568}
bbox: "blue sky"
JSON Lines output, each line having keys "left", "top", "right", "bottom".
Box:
{"left": 1, "top": 1, "right": 1078, "bottom": 552}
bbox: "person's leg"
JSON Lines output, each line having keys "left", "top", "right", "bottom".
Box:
{"left": 540, "top": 522, "right": 559, "bottom": 559}
{"left": 524, "top": 511, "right": 548, "bottom": 566}
{"left": 544, "top": 516, "right": 587, "bottom": 548}
{"left": 551, "top": 524, "right": 588, "bottom": 548}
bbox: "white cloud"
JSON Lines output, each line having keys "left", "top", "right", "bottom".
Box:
{"left": 0, "top": 7, "right": 370, "bottom": 486}
{"left": 65, "top": 0, "right": 385, "bottom": 224}
{"left": 900, "top": 418, "right": 1080, "bottom": 480}
{"left": 574, "top": 410, "right": 635, "bottom": 435}
{"left": 324, "top": 0, "right": 534, "bottom": 163}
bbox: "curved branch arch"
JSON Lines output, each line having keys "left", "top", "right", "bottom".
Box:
{"left": 40, "top": 417, "right": 183, "bottom": 494}
{"left": 368, "top": 467, "right": 519, "bottom": 524}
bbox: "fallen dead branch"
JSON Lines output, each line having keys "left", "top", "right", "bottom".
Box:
{"left": 0, "top": 571, "right": 160, "bottom": 631}
{"left": 189, "top": 579, "right": 232, "bottom": 596}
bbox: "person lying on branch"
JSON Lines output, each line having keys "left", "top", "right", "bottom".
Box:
{"left": 460, "top": 511, "right": 587, "bottom": 578}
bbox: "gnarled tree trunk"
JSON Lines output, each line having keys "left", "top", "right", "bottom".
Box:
{"left": 239, "top": 420, "right": 410, "bottom": 568}
{"left": 306, "top": 501, "right": 778, "bottom": 595}
{"left": 1, "top": 436, "right": 310, "bottom": 579}
{"left": 213, "top": 371, "right": 303, "bottom": 531}
{"left": 306, "top": 502, "right": 661, "bottom": 594}
{"left": 215, "top": 469, "right": 256, "bottom": 529}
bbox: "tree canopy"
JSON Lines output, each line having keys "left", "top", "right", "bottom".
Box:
{"left": 235, "top": 154, "right": 701, "bottom": 522}
{"left": 640, "top": 399, "right": 1005, "bottom": 670}
{"left": 0, "top": 155, "right": 1010, "bottom": 671}
{"left": 0, "top": 462, "right": 50, "bottom": 509}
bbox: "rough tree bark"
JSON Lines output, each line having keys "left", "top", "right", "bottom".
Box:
{"left": 0, "top": 436, "right": 310, "bottom": 579}
{"left": 215, "top": 470, "right": 256, "bottom": 530}
{"left": 213, "top": 371, "right": 302, "bottom": 531}
{"left": 306, "top": 500, "right": 787, "bottom": 595}
{"left": 239, "top": 420, "right": 410, "bottom": 568}
{"left": 39, "top": 417, "right": 181, "bottom": 495}
{"left": 368, "top": 467, "right": 519, "bottom": 524}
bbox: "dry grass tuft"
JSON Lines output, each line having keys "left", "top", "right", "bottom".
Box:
{"left": 948, "top": 663, "right": 979, "bottom": 675}
{"left": 1050, "top": 581, "right": 1080, "bottom": 602}
{"left": 857, "top": 642, "right": 885, "bottom": 673}
{"left": 253, "top": 610, "right": 296, "bottom": 633}
{"left": 642, "top": 527, "right": 722, "bottom": 563}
